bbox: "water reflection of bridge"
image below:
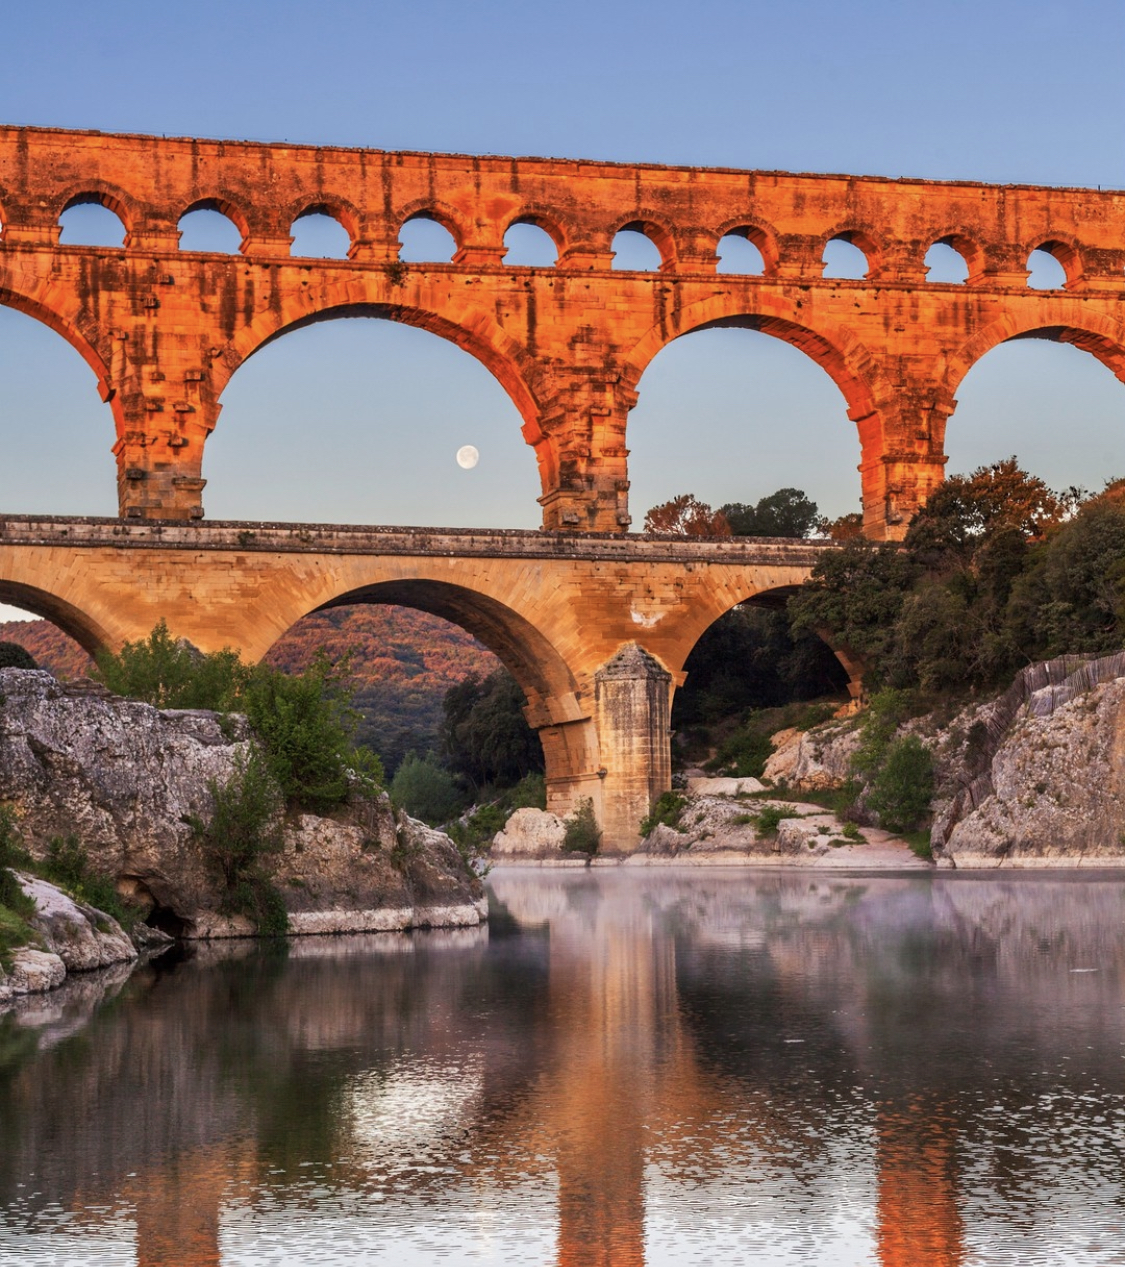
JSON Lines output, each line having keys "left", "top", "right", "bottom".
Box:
{"left": 4, "top": 873, "right": 1124, "bottom": 1264}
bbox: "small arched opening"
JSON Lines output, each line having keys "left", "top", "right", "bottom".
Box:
{"left": 503, "top": 220, "right": 559, "bottom": 267}
{"left": 611, "top": 223, "right": 666, "bottom": 271}
{"left": 924, "top": 240, "right": 971, "bottom": 284}
{"left": 58, "top": 195, "right": 128, "bottom": 247}
{"left": 398, "top": 214, "right": 459, "bottom": 263}
{"left": 716, "top": 230, "right": 766, "bottom": 276}
{"left": 290, "top": 207, "right": 352, "bottom": 260}
{"left": 178, "top": 202, "right": 245, "bottom": 254}
{"left": 1027, "top": 244, "right": 1073, "bottom": 290}
{"left": 821, "top": 234, "right": 871, "bottom": 280}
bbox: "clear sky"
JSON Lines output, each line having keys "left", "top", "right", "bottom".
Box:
{"left": 1, "top": 0, "right": 1124, "bottom": 619}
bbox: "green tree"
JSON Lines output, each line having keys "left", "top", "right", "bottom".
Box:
{"left": 720, "top": 488, "right": 825, "bottom": 538}
{"left": 441, "top": 669, "right": 544, "bottom": 790}
{"left": 788, "top": 539, "right": 919, "bottom": 688}
{"left": 242, "top": 655, "right": 375, "bottom": 812}
{"left": 0, "top": 643, "right": 36, "bottom": 670}
{"left": 94, "top": 619, "right": 247, "bottom": 709}
{"left": 390, "top": 752, "right": 464, "bottom": 825}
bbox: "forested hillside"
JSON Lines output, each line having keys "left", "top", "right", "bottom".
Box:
{"left": 0, "top": 606, "right": 498, "bottom": 773}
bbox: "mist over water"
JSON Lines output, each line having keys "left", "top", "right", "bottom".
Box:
{"left": 1, "top": 869, "right": 1123, "bottom": 1265}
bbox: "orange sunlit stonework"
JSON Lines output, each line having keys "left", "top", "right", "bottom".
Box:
{"left": 3, "top": 126, "right": 1125, "bottom": 536}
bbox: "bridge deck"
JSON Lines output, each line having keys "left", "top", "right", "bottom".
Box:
{"left": 0, "top": 514, "right": 836, "bottom": 565}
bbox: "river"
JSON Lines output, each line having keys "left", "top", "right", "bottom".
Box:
{"left": 1, "top": 868, "right": 1123, "bottom": 1266}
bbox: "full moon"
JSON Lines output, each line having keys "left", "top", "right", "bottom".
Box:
{"left": 456, "top": 445, "right": 480, "bottom": 470}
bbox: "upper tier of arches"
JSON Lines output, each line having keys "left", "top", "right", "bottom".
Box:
{"left": 2, "top": 126, "right": 1124, "bottom": 288}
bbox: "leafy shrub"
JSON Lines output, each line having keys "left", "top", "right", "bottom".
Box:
{"left": 0, "top": 642, "right": 36, "bottom": 671}
{"left": 640, "top": 791, "right": 687, "bottom": 837}
{"left": 867, "top": 736, "right": 934, "bottom": 832}
{"left": 242, "top": 655, "right": 371, "bottom": 812}
{"left": 95, "top": 619, "right": 247, "bottom": 709}
{"left": 97, "top": 626, "right": 380, "bottom": 814}
{"left": 562, "top": 799, "right": 601, "bottom": 855}
{"left": 710, "top": 728, "right": 775, "bottom": 778}
{"left": 753, "top": 804, "right": 800, "bottom": 836}
{"left": 190, "top": 748, "right": 288, "bottom": 935}
{"left": 390, "top": 752, "right": 465, "bottom": 825}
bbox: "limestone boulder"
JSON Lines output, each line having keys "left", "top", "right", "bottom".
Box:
{"left": 17, "top": 874, "right": 136, "bottom": 972}
{"left": 0, "top": 949, "right": 66, "bottom": 1003}
{"left": 492, "top": 808, "right": 568, "bottom": 858}
{"left": 762, "top": 722, "right": 860, "bottom": 790}
{"left": 685, "top": 776, "right": 764, "bottom": 796}
{"left": 0, "top": 669, "right": 485, "bottom": 934}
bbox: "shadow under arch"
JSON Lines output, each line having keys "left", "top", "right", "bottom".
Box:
{"left": 666, "top": 580, "right": 861, "bottom": 711}
{"left": 0, "top": 579, "right": 112, "bottom": 659}
{"left": 271, "top": 577, "right": 582, "bottom": 724}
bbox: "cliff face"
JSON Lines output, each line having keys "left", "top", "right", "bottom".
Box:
{"left": 935, "top": 678, "right": 1125, "bottom": 868}
{"left": 0, "top": 669, "right": 484, "bottom": 934}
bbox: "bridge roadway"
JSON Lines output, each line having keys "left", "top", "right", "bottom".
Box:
{"left": 0, "top": 515, "right": 840, "bottom": 847}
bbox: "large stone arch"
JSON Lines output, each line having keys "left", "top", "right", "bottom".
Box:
{"left": 943, "top": 306, "right": 1125, "bottom": 401}
{"left": 0, "top": 275, "right": 118, "bottom": 421}
{"left": 660, "top": 579, "right": 861, "bottom": 708}
{"left": 218, "top": 289, "right": 544, "bottom": 440}
{"left": 261, "top": 574, "right": 595, "bottom": 823}
{"left": 621, "top": 294, "right": 892, "bottom": 531}
{"left": 0, "top": 575, "right": 112, "bottom": 658}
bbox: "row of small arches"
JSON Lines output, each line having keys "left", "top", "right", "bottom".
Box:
{"left": 19, "top": 196, "right": 1075, "bottom": 289}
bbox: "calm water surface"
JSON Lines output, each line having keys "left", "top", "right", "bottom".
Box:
{"left": 1, "top": 868, "right": 1124, "bottom": 1266}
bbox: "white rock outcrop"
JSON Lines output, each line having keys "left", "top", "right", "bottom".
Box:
{"left": 0, "top": 668, "right": 485, "bottom": 934}
{"left": 938, "top": 678, "right": 1125, "bottom": 867}
{"left": 492, "top": 808, "right": 569, "bottom": 858}
{"left": 0, "top": 873, "right": 137, "bottom": 1005}
{"left": 762, "top": 723, "right": 860, "bottom": 789}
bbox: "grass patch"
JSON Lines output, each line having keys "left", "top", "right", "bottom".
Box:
{"left": 703, "top": 699, "right": 843, "bottom": 779}
{"left": 0, "top": 906, "right": 37, "bottom": 973}
{"left": 40, "top": 835, "right": 146, "bottom": 933}
{"left": 903, "top": 830, "right": 933, "bottom": 860}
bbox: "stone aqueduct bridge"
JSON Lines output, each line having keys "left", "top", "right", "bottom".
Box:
{"left": 3, "top": 126, "right": 1125, "bottom": 535}
{"left": 4, "top": 126, "right": 1125, "bottom": 843}
{"left": 0, "top": 515, "right": 832, "bottom": 846}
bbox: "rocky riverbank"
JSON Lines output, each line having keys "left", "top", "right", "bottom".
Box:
{"left": 0, "top": 668, "right": 485, "bottom": 965}
{"left": 0, "top": 872, "right": 138, "bottom": 1004}
{"left": 494, "top": 654, "right": 1125, "bottom": 870}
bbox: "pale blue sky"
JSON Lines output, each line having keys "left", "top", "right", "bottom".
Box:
{"left": 1, "top": 0, "right": 1124, "bottom": 620}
